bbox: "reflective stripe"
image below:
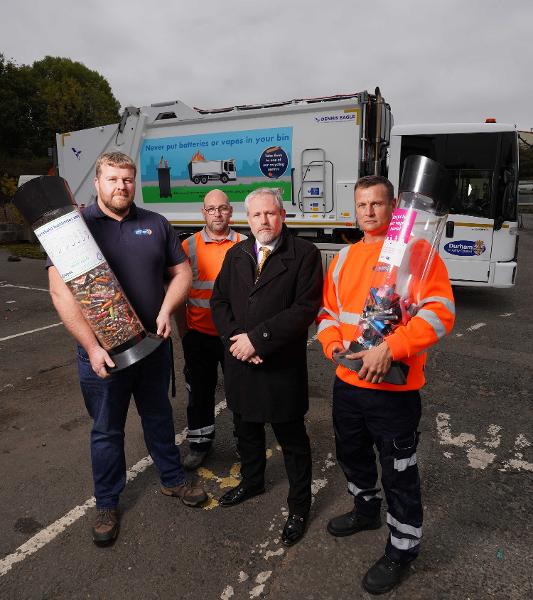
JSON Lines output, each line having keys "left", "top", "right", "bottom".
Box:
{"left": 390, "top": 535, "right": 421, "bottom": 550}
{"left": 189, "top": 298, "right": 210, "bottom": 308}
{"left": 188, "top": 437, "right": 213, "bottom": 445}
{"left": 187, "top": 233, "right": 199, "bottom": 281}
{"left": 393, "top": 452, "right": 417, "bottom": 472}
{"left": 418, "top": 296, "right": 455, "bottom": 315}
{"left": 188, "top": 229, "right": 243, "bottom": 291}
{"left": 387, "top": 514, "right": 422, "bottom": 538}
{"left": 348, "top": 482, "right": 381, "bottom": 501}
{"left": 318, "top": 306, "right": 339, "bottom": 321}
{"left": 188, "top": 425, "right": 215, "bottom": 436}
{"left": 192, "top": 280, "right": 214, "bottom": 290}
{"left": 332, "top": 246, "right": 350, "bottom": 315}
{"left": 317, "top": 320, "right": 338, "bottom": 334}
{"left": 417, "top": 309, "right": 446, "bottom": 339}
{"left": 339, "top": 310, "right": 360, "bottom": 325}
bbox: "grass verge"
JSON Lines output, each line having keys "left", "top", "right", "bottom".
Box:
{"left": 0, "top": 243, "right": 46, "bottom": 259}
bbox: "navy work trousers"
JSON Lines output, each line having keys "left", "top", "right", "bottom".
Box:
{"left": 78, "top": 340, "right": 185, "bottom": 509}
{"left": 182, "top": 329, "right": 225, "bottom": 452}
{"left": 332, "top": 376, "right": 423, "bottom": 564}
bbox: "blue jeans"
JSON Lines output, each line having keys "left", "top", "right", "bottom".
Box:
{"left": 78, "top": 340, "right": 185, "bottom": 509}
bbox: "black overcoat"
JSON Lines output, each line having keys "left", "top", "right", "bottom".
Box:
{"left": 211, "top": 225, "right": 323, "bottom": 423}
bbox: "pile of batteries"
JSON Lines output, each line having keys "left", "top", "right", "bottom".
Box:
{"left": 357, "top": 284, "right": 417, "bottom": 349}
{"left": 68, "top": 263, "right": 144, "bottom": 351}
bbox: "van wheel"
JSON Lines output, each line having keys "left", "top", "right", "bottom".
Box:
{"left": 220, "top": 174, "right": 228, "bottom": 184}
{"left": 193, "top": 176, "right": 200, "bottom": 184}
{"left": 201, "top": 176, "right": 208, "bottom": 184}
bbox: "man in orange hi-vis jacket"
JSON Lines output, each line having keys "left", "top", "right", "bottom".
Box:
{"left": 177, "top": 189, "right": 246, "bottom": 470}
{"left": 317, "top": 175, "right": 455, "bottom": 595}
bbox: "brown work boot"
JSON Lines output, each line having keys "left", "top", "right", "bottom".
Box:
{"left": 161, "top": 479, "right": 207, "bottom": 507}
{"left": 92, "top": 508, "right": 119, "bottom": 546}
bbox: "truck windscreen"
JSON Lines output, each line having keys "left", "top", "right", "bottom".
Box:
{"left": 399, "top": 132, "right": 517, "bottom": 220}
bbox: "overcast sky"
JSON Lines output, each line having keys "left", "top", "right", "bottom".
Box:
{"left": 2, "top": 0, "right": 532, "bottom": 130}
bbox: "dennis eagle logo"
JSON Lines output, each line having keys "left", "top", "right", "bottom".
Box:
{"left": 444, "top": 240, "right": 486, "bottom": 256}
{"left": 134, "top": 228, "right": 153, "bottom": 236}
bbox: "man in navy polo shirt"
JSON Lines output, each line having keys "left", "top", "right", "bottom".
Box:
{"left": 48, "top": 152, "right": 207, "bottom": 546}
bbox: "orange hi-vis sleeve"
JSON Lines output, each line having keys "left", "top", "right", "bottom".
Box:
{"left": 316, "top": 239, "right": 455, "bottom": 391}
{"left": 184, "top": 229, "right": 243, "bottom": 336}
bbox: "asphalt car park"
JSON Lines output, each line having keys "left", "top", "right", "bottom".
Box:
{"left": 0, "top": 218, "right": 532, "bottom": 599}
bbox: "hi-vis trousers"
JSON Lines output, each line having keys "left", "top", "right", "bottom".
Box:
{"left": 332, "top": 377, "right": 423, "bottom": 565}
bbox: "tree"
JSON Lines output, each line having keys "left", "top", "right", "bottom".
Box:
{"left": 0, "top": 54, "right": 120, "bottom": 159}
{"left": 0, "top": 54, "right": 38, "bottom": 157}
{"left": 31, "top": 56, "right": 120, "bottom": 153}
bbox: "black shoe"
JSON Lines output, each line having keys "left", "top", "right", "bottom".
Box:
{"left": 218, "top": 484, "right": 264, "bottom": 507}
{"left": 327, "top": 509, "right": 381, "bottom": 537}
{"left": 92, "top": 508, "right": 119, "bottom": 546}
{"left": 281, "top": 513, "right": 308, "bottom": 546}
{"left": 362, "top": 555, "right": 411, "bottom": 595}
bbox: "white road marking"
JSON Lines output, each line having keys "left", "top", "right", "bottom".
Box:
{"left": 1, "top": 336, "right": 319, "bottom": 578}
{"left": 255, "top": 572, "right": 272, "bottom": 584}
{"left": 499, "top": 313, "right": 514, "bottom": 317}
{"left": 436, "top": 413, "right": 531, "bottom": 471}
{"left": 500, "top": 434, "right": 533, "bottom": 472}
{"left": 466, "top": 322, "right": 486, "bottom": 332}
{"left": 221, "top": 586, "right": 234, "bottom": 599}
{"left": 0, "top": 399, "right": 227, "bottom": 578}
{"left": 0, "top": 322, "right": 62, "bottom": 342}
{"left": 264, "top": 548, "right": 284, "bottom": 560}
{"left": 455, "top": 321, "right": 486, "bottom": 337}
{"left": 0, "top": 284, "right": 49, "bottom": 292}
{"left": 250, "top": 585, "right": 265, "bottom": 598}
{"left": 223, "top": 449, "right": 337, "bottom": 598}
{"left": 307, "top": 333, "right": 317, "bottom": 347}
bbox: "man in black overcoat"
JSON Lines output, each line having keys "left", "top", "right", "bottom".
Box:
{"left": 211, "top": 187, "right": 323, "bottom": 546}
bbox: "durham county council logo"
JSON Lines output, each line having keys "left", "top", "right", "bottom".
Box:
{"left": 444, "top": 240, "right": 486, "bottom": 256}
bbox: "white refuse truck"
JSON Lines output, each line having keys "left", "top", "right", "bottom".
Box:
{"left": 56, "top": 88, "right": 391, "bottom": 269}
{"left": 189, "top": 158, "right": 237, "bottom": 185}
{"left": 56, "top": 88, "right": 519, "bottom": 286}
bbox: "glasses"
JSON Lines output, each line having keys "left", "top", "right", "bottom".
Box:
{"left": 204, "top": 205, "right": 231, "bottom": 215}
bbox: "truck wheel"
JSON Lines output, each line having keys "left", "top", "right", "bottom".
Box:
{"left": 193, "top": 176, "right": 200, "bottom": 184}
{"left": 221, "top": 174, "right": 228, "bottom": 184}
{"left": 201, "top": 176, "right": 208, "bottom": 184}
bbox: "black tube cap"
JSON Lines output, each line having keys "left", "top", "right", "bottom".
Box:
{"left": 14, "top": 176, "right": 76, "bottom": 226}
{"left": 399, "top": 155, "right": 456, "bottom": 215}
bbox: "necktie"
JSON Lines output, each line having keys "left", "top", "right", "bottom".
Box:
{"left": 256, "top": 247, "right": 271, "bottom": 280}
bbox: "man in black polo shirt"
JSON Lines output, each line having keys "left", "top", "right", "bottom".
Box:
{"left": 48, "top": 152, "right": 207, "bottom": 546}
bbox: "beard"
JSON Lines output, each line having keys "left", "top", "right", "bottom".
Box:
{"left": 254, "top": 229, "right": 278, "bottom": 244}
{"left": 100, "top": 193, "right": 133, "bottom": 215}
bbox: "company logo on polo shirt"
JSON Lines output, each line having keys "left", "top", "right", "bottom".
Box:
{"left": 134, "top": 228, "right": 153, "bottom": 236}
{"left": 444, "top": 240, "right": 486, "bottom": 256}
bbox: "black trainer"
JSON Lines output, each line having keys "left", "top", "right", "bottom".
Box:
{"left": 326, "top": 509, "right": 381, "bottom": 537}
{"left": 362, "top": 555, "right": 411, "bottom": 595}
